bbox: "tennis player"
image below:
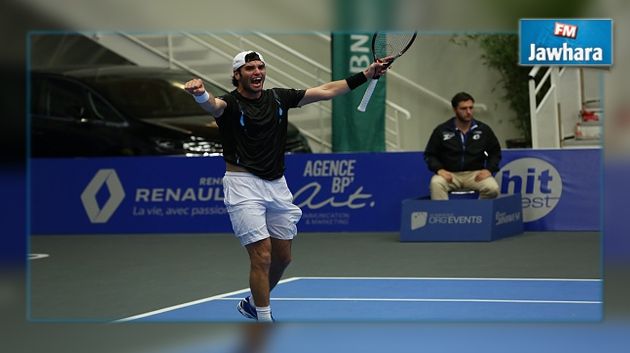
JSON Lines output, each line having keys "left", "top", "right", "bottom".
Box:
{"left": 185, "top": 51, "right": 391, "bottom": 322}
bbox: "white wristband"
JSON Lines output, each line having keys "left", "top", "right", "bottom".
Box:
{"left": 194, "top": 91, "right": 210, "bottom": 104}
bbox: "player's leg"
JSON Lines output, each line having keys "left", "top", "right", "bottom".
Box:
{"left": 245, "top": 238, "right": 272, "bottom": 308}
{"left": 269, "top": 238, "right": 292, "bottom": 290}
{"left": 223, "top": 172, "right": 273, "bottom": 320}
{"left": 266, "top": 176, "right": 302, "bottom": 290}
{"left": 231, "top": 215, "right": 274, "bottom": 321}
{"left": 243, "top": 238, "right": 274, "bottom": 322}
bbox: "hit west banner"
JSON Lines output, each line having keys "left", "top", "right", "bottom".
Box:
{"left": 331, "top": 33, "right": 386, "bottom": 152}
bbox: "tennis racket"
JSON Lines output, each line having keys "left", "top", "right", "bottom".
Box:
{"left": 357, "top": 31, "right": 417, "bottom": 112}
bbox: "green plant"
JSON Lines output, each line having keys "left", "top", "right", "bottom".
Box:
{"left": 452, "top": 34, "right": 532, "bottom": 146}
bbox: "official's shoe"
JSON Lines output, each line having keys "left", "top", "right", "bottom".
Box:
{"left": 236, "top": 296, "right": 258, "bottom": 320}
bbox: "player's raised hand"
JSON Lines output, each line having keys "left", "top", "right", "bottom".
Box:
{"left": 364, "top": 56, "right": 395, "bottom": 79}
{"left": 184, "top": 78, "right": 206, "bottom": 96}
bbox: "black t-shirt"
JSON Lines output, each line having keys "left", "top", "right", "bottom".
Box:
{"left": 217, "top": 88, "right": 305, "bottom": 180}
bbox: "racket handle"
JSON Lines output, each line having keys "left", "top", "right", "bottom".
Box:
{"left": 357, "top": 78, "right": 379, "bottom": 112}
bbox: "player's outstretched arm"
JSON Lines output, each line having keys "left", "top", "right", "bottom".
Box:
{"left": 298, "top": 58, "right": 392, "bottom": 106}
{"left": 184, "top": 78, "right": 227, "bottom": 117}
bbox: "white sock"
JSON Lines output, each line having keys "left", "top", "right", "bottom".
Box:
{"left": 256, "top": 305, "right": 273, "bottom": 322}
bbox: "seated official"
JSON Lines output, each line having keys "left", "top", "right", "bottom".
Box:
{"left": 424, "top": 92, "right": 501, "bottom": 200}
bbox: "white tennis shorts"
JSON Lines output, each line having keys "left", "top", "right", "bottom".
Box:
{"left": 222, "top": 171, "right": 302, "bottom": 246}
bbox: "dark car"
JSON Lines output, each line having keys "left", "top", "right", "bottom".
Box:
{"left": 30, "top": 65, "right": 312, "bottom": 157}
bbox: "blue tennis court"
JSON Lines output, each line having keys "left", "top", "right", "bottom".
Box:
{"left": 118, "top": 277, "right": 602, "bottom": 322}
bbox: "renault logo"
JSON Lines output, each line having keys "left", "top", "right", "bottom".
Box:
{"left": 80, "top": 169, "right": 125, "bottom": 223}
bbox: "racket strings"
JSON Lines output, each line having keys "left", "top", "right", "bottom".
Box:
{"left": 373, "top": 33, "right": 416, "bottom": 58}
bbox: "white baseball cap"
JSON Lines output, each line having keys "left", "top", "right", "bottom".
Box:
{"left": 232, "top": 51, "right": 265, "bottom": 71}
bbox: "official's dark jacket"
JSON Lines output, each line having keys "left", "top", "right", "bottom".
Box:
{"left": 424, "top": 118, "right": 501, "bottom": 174}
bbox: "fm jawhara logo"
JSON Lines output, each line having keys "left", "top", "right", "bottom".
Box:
{"left": 519, "top": 19, "right": 612, "bottom": 66}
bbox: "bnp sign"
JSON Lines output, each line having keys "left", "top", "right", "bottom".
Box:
{"left": 519, "top": 19, "right": 613, "bottom": 66}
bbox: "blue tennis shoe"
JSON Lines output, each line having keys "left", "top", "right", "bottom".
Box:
{"left": 237, "top": 296, "right": 258, "bottom": 320}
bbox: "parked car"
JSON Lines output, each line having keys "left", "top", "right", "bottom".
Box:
{"left": 30, "top": 65, "right": 312, "bottom": 157}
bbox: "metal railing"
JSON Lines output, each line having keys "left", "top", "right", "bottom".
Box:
{"left": 117, "top": 33, "right": 228, "bottom": 91}
{"left": 528, "top": 66, "right": 573, "bottom": 148}
{"left": 110, "top": 31, "right": 437, "bottom": 151}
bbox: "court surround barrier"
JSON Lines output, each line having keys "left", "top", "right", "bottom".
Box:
{"left": 30, "top": 149, "right": 600, "bottom": 235}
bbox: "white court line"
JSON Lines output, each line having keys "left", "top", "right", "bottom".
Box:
{"left": 113, "top": 276, "right": 600, "bottom": 322}
{"left": 114, "top": 277, "right": 302, "bottom": 322}
{"left": 296, "top": 277, "right": 602, "bottom": 282}
{"left": 214, "top": 297, "right": 602, "bottom": 304}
